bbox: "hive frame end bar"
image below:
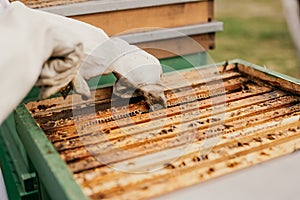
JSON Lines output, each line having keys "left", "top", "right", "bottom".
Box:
{"left": 229, "top": 58, "right": 300, "bottom": 94}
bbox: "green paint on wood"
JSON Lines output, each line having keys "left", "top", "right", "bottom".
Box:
{"left": 14, "top": 104, "right": 88, "bottom": 200}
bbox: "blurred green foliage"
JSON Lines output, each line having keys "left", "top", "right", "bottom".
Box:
{"left": 209, "top": 0, "right": 300, "bottom": 78}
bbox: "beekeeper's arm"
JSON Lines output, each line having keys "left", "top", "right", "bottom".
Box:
{"left": 282, "top": 0, "right": 300, "bottom": 60}
{"left": 0, "top": 1, "right": 166, "bottom": 124}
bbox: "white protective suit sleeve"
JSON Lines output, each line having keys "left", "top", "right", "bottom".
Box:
{"left": 0, "top": 1, "right": 166, "bottom": 124}
{"left": 282, "top": 0, "right": 300, "bottom": 60}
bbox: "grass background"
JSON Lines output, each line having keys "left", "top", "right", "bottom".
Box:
{"left": 208, "top": 0, "right": 300, "bottom": 78}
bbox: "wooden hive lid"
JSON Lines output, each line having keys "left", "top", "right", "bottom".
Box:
{"left": 9, "top": 0, "right": 89, "bottom": 9}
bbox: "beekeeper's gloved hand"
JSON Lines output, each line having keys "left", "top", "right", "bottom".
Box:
{"left": 113, "top": 47, "right": 167, "bottom": 111}
{"left": 84, "top": 38, "right": 167, "bottom": 111}
{"left": 0, "top": 1, "right": 166, "bottom": 124}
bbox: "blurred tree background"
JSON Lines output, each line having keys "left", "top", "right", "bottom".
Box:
{"left": 209, "top": 0, "right": 300, "bottom": 78}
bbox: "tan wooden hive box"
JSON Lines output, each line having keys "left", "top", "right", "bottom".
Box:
{"left": 13, "top": 0, "right": 222, "bottom": 59}
{"left": 15, "top": 59, "right": 300, "bottom": 200}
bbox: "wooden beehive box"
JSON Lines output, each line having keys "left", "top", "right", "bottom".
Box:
{"left": 13, "top": 0, "right": 222, "bottom": 59}
{"left": 15, "top": 59, "right": 300, "bottom": 200}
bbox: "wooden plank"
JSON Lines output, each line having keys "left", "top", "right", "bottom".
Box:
{"left": 117, "top": 22, "right": 223, "bottom": 44}
{"left": 35, "top": 75, "right": 245, "bottom": 131}
{"left": 17, "top": 0, "right": 207, "bottom": 16}
{"left": 70, "top": 1, "right": 213, "bottom": 36}
{"left": 62, "top": 97, "right": 300, "bottom": 169}
{"left": 38, "top": 0, "right": 209, "bottom": 17}
{"left": 26, "top": 63, "right": 236, "bottom": 118}
{"left": 62, "top": 96, "right": 300, "bottom": 169}
{"left": 74, "top": 113, "right": 300, "bottom": 184}
{"left": 88, "top": 122, "right": 300, "bottom": 199}
{"left": 237, "top": 62, "right": 300, "bottom": 95}
{"left": 43, "top": 83, "right": 272, "bottom": 144}
{"left": 137, "top": 33, "right": 215, "bottom": 59}
{"left": 11, "top": 0, "right": 88, "bottom": 9}
{"left": 17, "top": 0, "right": 218, "bottom": 59}
{"left": 51, "top": 90, "right": 282, "bottom": 152}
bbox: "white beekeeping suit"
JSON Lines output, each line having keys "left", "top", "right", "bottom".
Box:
{"left": 0, "top": 169, "right": 7, "bottom": 200}
{"left": 0, "top": 1, "right": 166, "bottom": 124}
{"left": 282, "top": 0, "right": 300, "bottom": 60}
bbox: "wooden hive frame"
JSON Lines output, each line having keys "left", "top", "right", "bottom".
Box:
{"left": 15, "top": 59, "right": 300, "bottom": 200}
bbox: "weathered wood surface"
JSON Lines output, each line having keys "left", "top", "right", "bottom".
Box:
{"left": 27, "top": 63, "right": 300, "bottom": 200}
{"left": 70, "top": 1, "right": 213, "bottom": 36}
{"left": 13, "top": 0, "right": 216, "bottom": 58}
{"left": 136, "top": 34, "right": 215, "bottom": 59}
{"left": 9, "top": 0, "right": 88, "bottom": 8}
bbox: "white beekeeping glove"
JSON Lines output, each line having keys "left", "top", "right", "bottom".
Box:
{"left": 110, "top": 39, "right": 167, "bottom": 111}
{"left": 81, "top": 38, "right": 167, "bottom": 111}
